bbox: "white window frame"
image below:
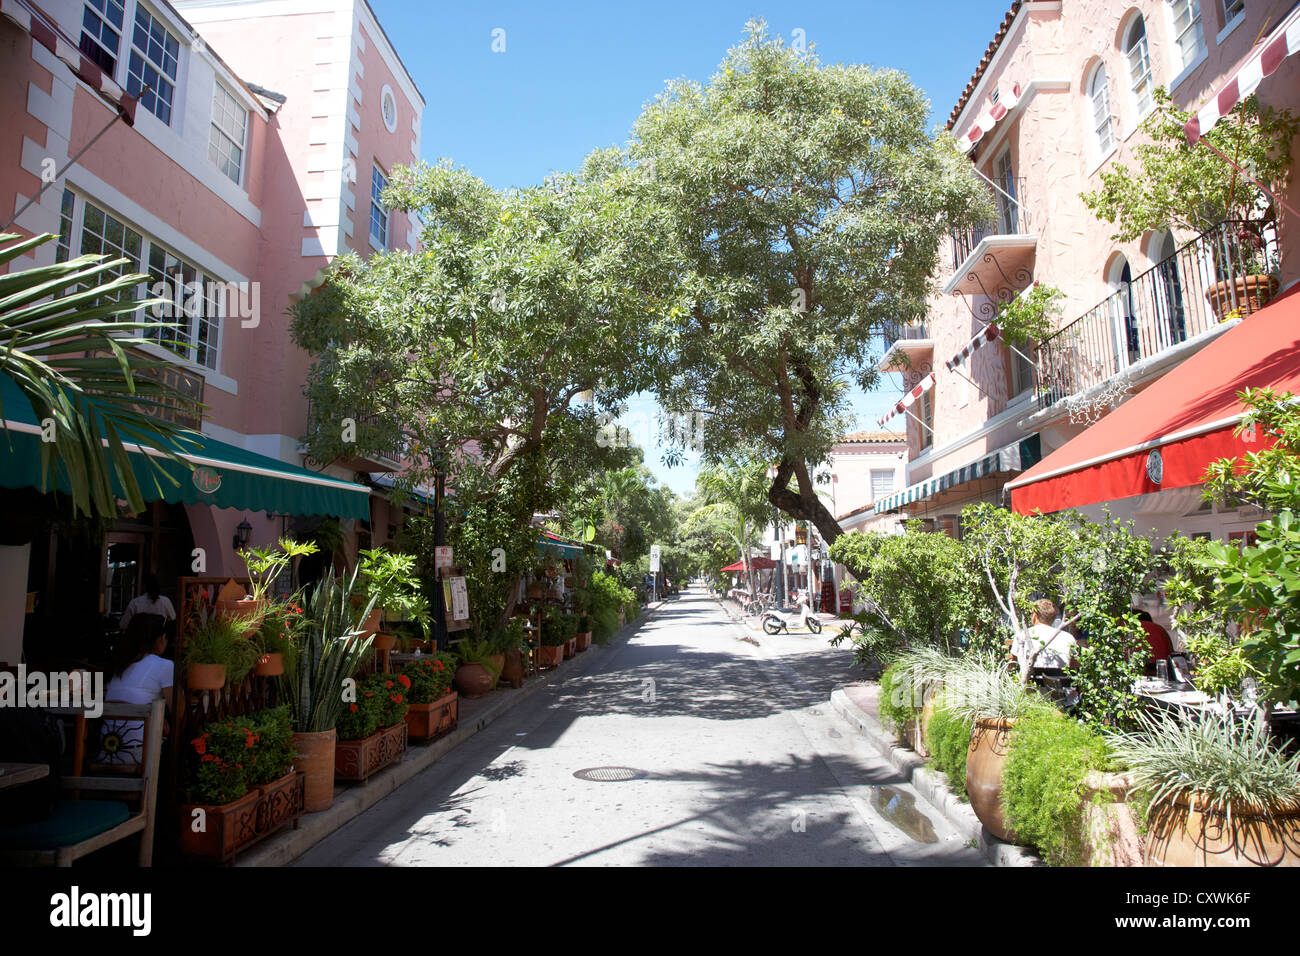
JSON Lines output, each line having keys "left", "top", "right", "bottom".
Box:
{"left": 125, "top": 1, "right": 181, "bottom": 126}
{"left": 59, "top": 188, "right": 226, "bottom": 373}
{"left": 1123, "top": 14, "right": 1155, "bottom": 125}
{"left": 79, "top": 0, "right": 126, "bottom": 76}
{"left": 919, "top": 389, "right": 934, "bottom": 449}
{"left": 370, "top": 164, "right": 390, "bottom": 251}
{"left": 1217, "top": 0, "right": 1245, "bottom": 43}
{"left": 1167, "top": 0, "right": 1208, "bottom": 90}
{"left": 869, "top": 469, "right": 895, "bottom": 502}
{"left": 1088, "top": 61, "right": 1115, "bottom": 161}
{"left": 209, "top": 81, "right": 248, "bottom": 185}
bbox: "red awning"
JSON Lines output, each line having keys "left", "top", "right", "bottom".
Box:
{"left": 720, "top": 557, "right": 778, "bottom": 572}
{"left": 1185, "top": 6, "right": 1300, "bottom": 143}
{"left": 1007, "top": 285, "right": 1300, "bottom": 515}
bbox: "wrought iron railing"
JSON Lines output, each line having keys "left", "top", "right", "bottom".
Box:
{"left": 879, "top": 320, "right": 929, "bottom": 344}
{"left": 88, "top": 347, "right": 204, "bottom": 429}
{"left": 1035, "top": 220, "right": 1279, "bottom": 411}
{"left": 950, "top": 177, "right": 1028, "bottom": 272}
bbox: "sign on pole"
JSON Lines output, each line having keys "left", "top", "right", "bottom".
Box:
{"left": 434, "top": 546, "right": 454, "bottom": 570}
{"left": 649, "top": 545, "right": 661, "bottom": 573}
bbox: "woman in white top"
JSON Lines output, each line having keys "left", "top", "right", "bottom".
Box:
{"left": 117, "top": 574, "right": 176, "bottom": 632}
{"left": 1014, "top": 598, "right": 1077, "bottom": 672}
{"left": 100, "top": 615, "right": 174, "bottom": 765}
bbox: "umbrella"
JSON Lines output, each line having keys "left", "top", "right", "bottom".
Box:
{"left": 720, "top": 556, "right": 777, "bottom": 572}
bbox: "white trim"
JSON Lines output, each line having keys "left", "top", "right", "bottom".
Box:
{"left": 949, "top": 3, "right": 1034, "bottom": 134}
{"left": 135, "top": 341, "right": 238, "bottom": 395}
{"left": 1216, "top": 4, "right": 1245, "bottom": 45}
{"left": 1169, "top": 47, "right": 1209, "bottom": 93}
{"left": 1165, "top": 0, "right": 1209, "bottom": 91}
{"left": 904, "top": 388, "right": 1035, "bottom": 480}
{"left": 1087, "top": 143, "right": 1118, "bottom": 178}
{"left": 942, "top": 233, "right": 1038, "bottom": 296}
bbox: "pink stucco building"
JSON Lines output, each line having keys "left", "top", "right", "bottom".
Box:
{"left": 0, "top": 0, "right": 425, "bottom": 662}
{"left": 873, "top": 0, "right": 1300, "bottom": 543}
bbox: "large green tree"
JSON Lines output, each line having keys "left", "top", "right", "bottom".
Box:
{"left": 631, "top": 21, "right": 991, "bottom": 545}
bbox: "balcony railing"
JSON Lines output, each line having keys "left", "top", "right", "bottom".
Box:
{"left": 878, "top": 320, "right": 929, "bottom": 344}
{"left": 951, "top": 177, "right": 1028, "bottom": 272}
{"left": 89, "top": 348, "right": 204, "bottom": 429}
{"left": 1035, "top": 220, "right": 1278, "bottom": 411}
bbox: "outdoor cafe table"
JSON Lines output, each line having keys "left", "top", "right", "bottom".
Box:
{"left": 1135, "top": 680, "right": 1299, "bottom": 724}
{"left": 0, "top": 762, "right": 49, "bottom": 791}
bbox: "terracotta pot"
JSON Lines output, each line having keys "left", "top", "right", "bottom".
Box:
{"left": 455, "top": 662, "right": 494, "bottom": 698}
{"left": 405, "top": 691, "right": 459, "bottom": 742}
{"left": 359, "top": 607, "right": 383, "bottom": 639}
{"left": 216, "top": 596, "right": 267, "bottom": 625}
{"left": 253, "top": 653, "right": 283, "bottom": 677}
{"left": 292, "top": 729, "right": 337, "bottom": 812}
{"left": 373, "top": 632, "right": 397, "bottom": 652}
{"left": 1145, "top": 794, "right": 1300, "bottom": 867}
{"left": 500, "top": 649, "right": 524, "bottom": 688}
{"left": 1207, "top": 274, "right": 1279, "bottom": 319}
{"left": 966, "top": 717, "right": 1022, "bottom": 845}
{"left": 485, "top": 654, "right": 505, "bottom": 688}
{"left": 575, "top": 631, "right": 591, "bottom": 652}
{"left": 334, "top": 723, "right": 407, "bottom": 781}
{"left": 537, "top": 644, "right": 564, "bottom": 669}
{"left": 1080, "top": 772, "right": 1145, "bottom": 868}
{"left": 564, "top": 637, "right": 576, "bottom": 659}
{"left": 179, "top": 788, "right": 260, "bottom": 861}
{"left": 187, "top": 662, "right": 227, "bottom": 691}
{"left": 254, "top": 771, "right": 305, "bottom": 840}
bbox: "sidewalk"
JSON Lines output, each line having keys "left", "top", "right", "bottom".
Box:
{"left": 236, "top": 602, "right": 663, "bottom": 867}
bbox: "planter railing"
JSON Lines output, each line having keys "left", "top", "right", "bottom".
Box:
{"left": 1035, "top": 220, "right": 1279, "bottom": 410}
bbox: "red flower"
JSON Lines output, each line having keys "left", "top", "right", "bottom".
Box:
{"left": 349, "top": 704, "right": 358, "bottom": 712}
{"left": 192, "top": 737, "right": 207, "bottom": 755}
{"left": 390, "top": 693, "right": 403, "bottom": 703}
{"left": 397, "top": 675, "right": 411, "bottom": 689}
{"left": 385, "top": 680, "right": 394, "bottom": 688}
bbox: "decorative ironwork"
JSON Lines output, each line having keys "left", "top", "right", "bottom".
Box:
{"left": 901, "top": 361, "right": 934, "bottom": 390}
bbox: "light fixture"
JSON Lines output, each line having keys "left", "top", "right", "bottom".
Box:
{"left": 233, "top": 517, "right": 253, "bottom": 550}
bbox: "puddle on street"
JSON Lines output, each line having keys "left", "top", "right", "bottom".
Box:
{"left": 871, "top": 786, "right": 938, "bottom": 843}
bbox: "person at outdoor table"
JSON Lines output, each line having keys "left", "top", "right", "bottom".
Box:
{"left": 1013, "top": 598, "right": 1077, "bottom": 671}
{"left": 1134, "top": 609, "right": 1174, "bottom": 675}
{"left": 100, "top": 615, "right": 173, "bottom": 764}
{"left": 116, "top": 573, "right": 176, "bottom": 633}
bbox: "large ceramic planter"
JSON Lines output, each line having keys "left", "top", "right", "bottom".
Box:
{"left": 253, "top": 653, "right": 283, "bottom": 677}
{"left": 405, "top": 691, "right": 459, "bottom": 743}
{"left": 358, "top": 608, "right": 383, "bottom": 639}
{"left": 966, "top": 717, "right": 1022, "bottom": 845}
{"left": 254, "top": 770, "right": 306, "bottom": 839}
{"left": 335, "top": 722, "right": 408, "bottom": 781}
{"left": 1145, "top": 794, "right": 1300, "bottom": 867}
{"left": 485, "top": 654, "right": 505, "bottom": 689}
{"left": 292, "top": 729, "right": 337, "bottom": 812}
{"left": 1080, "top": 772, "right": 1144, "bottom": 868}
{"left": 538, "top": 644, "right": 564, "bottom": 669}
{"left": 454, "top": 662, "right": 494, "bottom": 698}
{"left": 500, "top": 649, "right": 524, "bottom": 689}
{"left": 1207, "top": 274, "right": 1279, "bottom": 319}
{"left": 575, "top": 631, "right": 592, "bottom": 652}
{"left": 187, "top": 663, "right": 227, "bottom": 691}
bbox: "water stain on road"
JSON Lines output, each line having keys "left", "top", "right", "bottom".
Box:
{"left": 871, "top": 786, "right": 938, "bottom": 844}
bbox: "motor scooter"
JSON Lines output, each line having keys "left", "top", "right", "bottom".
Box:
{"left": 761, "top": 596, "right": 822, "bottom": 635}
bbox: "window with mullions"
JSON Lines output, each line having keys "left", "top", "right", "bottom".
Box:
{"left": 126, "top": 4, "right": 179, "bottom": 125}
{"left": 1124, "top": 15, "right": 1154, "bottom": 119}
{"left": 370, "top": 165, "right": 389, "bottom": 249}
{"left": 144, "top": 242, "right": 222, "bottom": 370}
{"left": 1089, "top": 62, "right": 1114, "bottom": 157}
{"left": 209, "top": 83, "right": 247, "bottom": 183}
{"left": 56, "top": 188, "right": 76, "bottom": 262}
{"left": 80, "top": 0, "right": 125, "bottom": 75}
{"left": 1170, "top": 0, "right": 1205, "bottom": 73}
{"left": 1221, "top": 0, "right": 1244, "bottom": 26}
{"left": 919, "top": 389, "right": 934, "bottom": 449}
{"left": 78, "top": 199, "right": 143, "bottom": 304}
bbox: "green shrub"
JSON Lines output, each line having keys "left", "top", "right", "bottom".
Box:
{"left": 592, "top": 606, "right": 620, "bottom": 644}
{"left": 244, "top": 705, "right": 294, "bottom": 787}
{"left": 924, "top": 700, "right": 973, "bottom": 800}
{"left": 877, "top": 665, "right": 914, "bottom": 736}
{"left": 1002, "top": 708, "right": 1113, "bottom": 866}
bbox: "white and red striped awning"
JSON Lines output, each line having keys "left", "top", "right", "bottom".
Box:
{"left": 946, "top": 323, "right": 1000, "bottom": 372}
{"left": 1, "top": 0, "right": 137, "bottom": 125}
{"left": 964, "top": 82, "right": 1022, "bottom": 152}
{"left": 1184, "top": 6, "right": 1300, "bottom": 144}
{"left": 878, "top": 372, "right": 936, "bottom": 427}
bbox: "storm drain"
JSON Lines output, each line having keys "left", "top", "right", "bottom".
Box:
{"left": 573, "top": 766, "right": 648, "bottom": 782}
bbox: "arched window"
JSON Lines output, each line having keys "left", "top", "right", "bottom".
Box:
{"left": 1124, "top": 15, "right": 1154, "bottom": 119}
{"left": 1089, "top": 62, "right": 1114, "bottom": 157}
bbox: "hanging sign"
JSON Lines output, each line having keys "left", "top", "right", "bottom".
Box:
{"left": 434, "top": 546, "right": 454, "bottom": 570}
{"left": 192, "top": 467, "right": 222, "bottom": 494}
{"left": 443, "top": 575, "right": 469, "bottom": 621}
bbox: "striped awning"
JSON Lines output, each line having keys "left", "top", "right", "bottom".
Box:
{"left": 946, "top": 324, "right": 1000, "bottom": 372}
{"left": 878, "top": 372, "right": 936, "bottom": 427}
{"left": 964, "top": 81, "right": 1022, "bottom": 152}
{"left": 1, "top": 0, "right": 138, "bottom": 125}
{"left": 1185, "top": 6, "right": 1300, "bottom": 144}
{"left": 871, "top": 435, "right": 1041, "bottom": 516}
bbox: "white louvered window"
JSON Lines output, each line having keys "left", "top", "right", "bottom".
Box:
{"left": 1170, "top": 0, "right": 1206, "bottom": 72}
{"left": 1125, "top": 16, "right": 1154, "bottom": 119}
{"left": 1089, "top": 62, "right": 1114, "bottom": 157}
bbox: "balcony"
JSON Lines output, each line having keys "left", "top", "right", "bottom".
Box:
{"left": 877, "top": 322, "right": 933, "bottom": 373}
{"left": 1031, "top": 220, "right": 1278, "bottom": 416}
{"left": 89, "top": 348, "right": 205, "bottom": 430}
{"left": 942, "top": 178, "right": 1037, "bottom": 301}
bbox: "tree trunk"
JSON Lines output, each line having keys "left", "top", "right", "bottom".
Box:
{"left": 768, "top": 456, "right": 843, "bottom": 553}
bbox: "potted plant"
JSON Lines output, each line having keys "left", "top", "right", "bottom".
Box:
{"left": 538, "top": 607, "right": 567, "bottom": 669}
{"left": 453, "top": 637, "right": 499, "bottom": 697}
{"left": 1081, "top": 87, "right": 1299, "bottom": 319}
{"left": 574, "top": 614, "right": 592, "bottom": 652}
{"left": 234, "top": 537, "right": 319, "bottom": 619}
{"left": 334, "top": 672, "right": 409, "bottom": 781}
{"left": 401, "top": 653, "right": 459, "bottom": 742}
{"left": 561, "top": 612, "right": 579, "bottom": 659}
{"left": 250, "top": 600, "right": 306, "bottom": 677}
{"left": 182, "top": 608, "right": 260, "bottom": 690}
{"left": 358, "top": 548, "right": 431, "bottom": 651}
{"left": 1109, "top": 708, "right": 1300, "bottom": 867}
{"left": 488, "top": 618, "right": 527, "bottom": 688}
{"left": 280, "top": 570, "right": 375, "bottom": 811}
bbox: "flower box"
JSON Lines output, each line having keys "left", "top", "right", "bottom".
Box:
{"left": 564, "top": 637, "right": 576, "bottom": 659}
{"left": 537, "top": 644, "right": 564, "bottom": 669}
{"left": 405, "top": 691, "right": 459, "bottom": 743}
{"left": 178, "top": 771, "right": 305, "bottom": 863}
{"left": 575, "top": 631, "right": 591, "bottom": 652}
{"left": 334, "top": 722, "right": 408, "bottom": 782}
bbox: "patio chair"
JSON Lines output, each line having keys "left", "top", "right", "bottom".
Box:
{"left": 0, "top": 699, "right": 163, "bottom": 866}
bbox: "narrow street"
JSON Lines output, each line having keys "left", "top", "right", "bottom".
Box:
{"left": 296, "top": 590, "right": 985, "bottom": 867}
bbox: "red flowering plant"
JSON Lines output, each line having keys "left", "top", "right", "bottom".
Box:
{"left": 184, "top": 706, "right": 296, "bottom": 804}
{"left": 251, "top": 593, "right": 309, "bottom": 672}
{"left": 400, "top": 652, "right": 457, "bottom": 704}
{"left": 336, "top": 683, "right": 382, "bottom": 741}
{"left": 368, "top": 671, "right": 409, "bottom": 728}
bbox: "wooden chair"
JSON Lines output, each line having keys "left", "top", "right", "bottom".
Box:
{"left": 0, "top": 699, "right": 163, "bottom": 866}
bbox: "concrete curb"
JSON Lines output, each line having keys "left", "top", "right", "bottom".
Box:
{"left": 236, "top": 603, "right": 661, "bottom": 867}
{"left": 829, "top": 686, "right": 1040, "bottom": 868}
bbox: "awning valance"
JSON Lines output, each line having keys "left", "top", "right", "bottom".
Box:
{"left": 1185, "top": 6, "right": 1300, "bottom": 144}
{"left": 0, "top": 375, "right": 370, "bottom": 519}
{"left": 873, "top": 435, "right": 1042, "bottom": 515}
{"left": 536, "top": 531, "right": 584, "bottom": 559}
{"left": 1007, "top": 286, "right": 1300, "bottom": 515}
{"left": 878, "top": 372, "right": 936, "bottom": 427}
{"left": 964, "top": 81, "right": 1022, "bottom": 152}
{"left": 946, "top": 324, "right": 1000, "bottom": 372}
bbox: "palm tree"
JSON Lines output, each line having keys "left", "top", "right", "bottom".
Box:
{"left": 1, "top": 231, "right": 201, "bottom": 517}
{"left": 693, "top": 457, "right": 771, "bottom": 600}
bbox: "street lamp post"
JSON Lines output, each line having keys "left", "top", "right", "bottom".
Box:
{"left": 772, "top": 505, "right": 786, "bottom": 608}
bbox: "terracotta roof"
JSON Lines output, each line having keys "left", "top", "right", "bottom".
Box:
{"left": 947, "top": 1, "right": 1022, "bottom": 131}
{"left": 840, "top": 430, "right": 906, "bottom": 444}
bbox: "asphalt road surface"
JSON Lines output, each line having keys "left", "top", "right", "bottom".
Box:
{"left": 294, "top": 588, "right": 986, "bottom": 867}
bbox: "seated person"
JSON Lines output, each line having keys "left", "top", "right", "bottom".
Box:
{"left": 1013, "top": 598, "right": 1077, "bottom": 672}
{"left": 98, "top": 615, "right": 173, "bottom": 765}
{"left": 1135, "top": 609, "right": 1174, "bottom": 675}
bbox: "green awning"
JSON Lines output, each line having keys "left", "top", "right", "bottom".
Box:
{"left": 0, "top": 374, "right": 370, "bottom": 520}
{"left": 536, "top": 531, "right": 584, "bottom": 558}
{"left": 872, "top": 435, "right": 1042, "bottom": 516}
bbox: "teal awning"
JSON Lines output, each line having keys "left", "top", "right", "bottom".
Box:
{"left": 872, "top": 435, "right": 1042, "bottom": 516}
{"left": 536, "top": 531, "right": 584, "bottom": 558}
{"left": 0, "top": 374, "right": 371, "bottom": 520}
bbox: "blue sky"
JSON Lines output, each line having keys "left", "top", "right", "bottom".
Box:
{"left": 369, "top": 0, "right": 1013, "bottom": 495}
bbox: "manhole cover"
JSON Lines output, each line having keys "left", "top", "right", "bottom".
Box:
{"left": 573, "top": 766, "right": 648, "bottom": 782}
